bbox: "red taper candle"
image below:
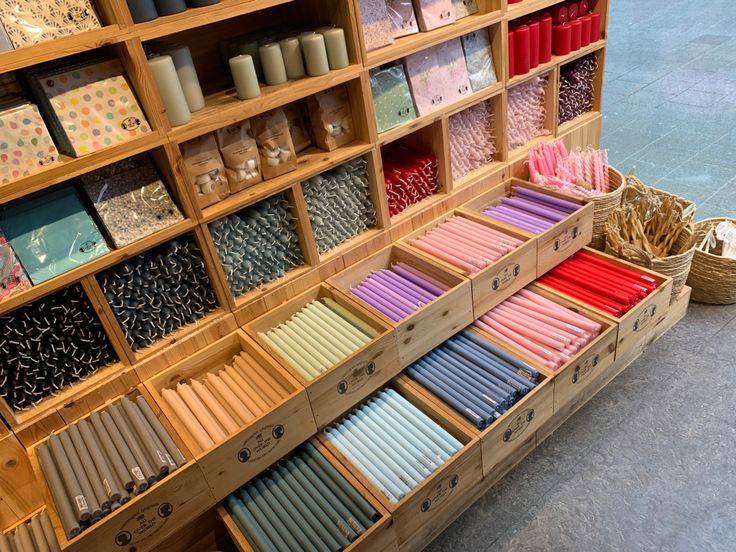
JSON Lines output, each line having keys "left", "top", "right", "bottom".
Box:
{"left": 508, "top": 29, "right": 516, "bottom": 79}
{"left": 580, "top": 14, "right": 592, "bottom": 47}
{"left": 539, "top": 16, "right": 553, "bottom": 63}
{"left": 514, "top": 25, "right": 531, "bottom": 76}
{"left": 589, "top": 12, "right": 601, "bottom": 42}
{"left": 570, "top": 19, "right": 582, "bottom": 51}
{"left": 528, "top": 21, "right": 540, "bottom": 68}
{"left": 553, "top": 23, "right": 572, "bottom": 56}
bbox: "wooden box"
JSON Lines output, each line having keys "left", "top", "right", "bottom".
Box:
{"left": 143, "top": 330, "right": 317, "bottom": 500}
{"left": 401, "top": 207, "right": 538, "bottom": 319}
{"left": 27, "top": 386, "right": 215, "bottom": 552}
{"left": 319, "top": 379, "right": 483, "bottom": 548}
{"left": 0, "top": 432, "right": 43, "bottom": 530}
{"left": 217, "top": 438, "right": 399, "bottom": 552}
{"left": 328, "top": 244, "right": 474, "bottom": 366}
{"left": 460, "top": 179, "right": 594, "bottom": 276}
{"left": 245, "top": 284, "right": 400, "bottom": 428}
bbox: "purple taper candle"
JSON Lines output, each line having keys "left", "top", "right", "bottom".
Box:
{"left": 351, "top": 287, "right": 406, "bottom": 322}
{"left": 373, "top": 271, "right": 433, "bottom": 304}
{"left": 513, "top": 187, "right": 581, "bottom": 211}
{"left": 393, "top": 263, "right": 449, "bottom": 295}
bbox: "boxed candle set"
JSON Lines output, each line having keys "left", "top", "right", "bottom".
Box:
{"left": 252, "top": 108, "right": 297, "bottom": 180}
{"left": 307, "top": 85, "right": 355, "bottom": 152}
{"left": 382, "top": 144, "right": 440, "bottom": 217}
{"left": 369, "top": 64, "right": 416, "bottom": 134}
{"left": 0, "top": 511, "right": 60, "bottom": 552}
{"left": 214, "top": 121, "right": 263, "bottom": 193}
{"left": 181, "top": 132, "right": 231, "bottom": 209}
{"left": 387, "top": 0, "right": 418, "bottom": 39}
{"left": 143, "top": 330, "right": 315, "bottom": 499}
{"left": 245, "top": 284, "right": 400, "bottom": 427}
{"left": 461, "top": 28, "right": 498, "bottom": 92}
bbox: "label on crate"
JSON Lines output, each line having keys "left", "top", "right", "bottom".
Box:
{"left": 114, "top": 502, "right": 174, "bottom": 547}
{"left": 502, "top": 408, "right": 536, "bottom": 442}
{"left": 419, "top": 474, "right": 460, "bottom": 513}
{"left": 572, "top": 354, "right": 600, "bottom": 384}
{"left": 336, "top": 360, "right": 378, "bottom": 395}
{"left": 552, "top": 226, "right": 580, "bottom": 252}
{"left": 491, "top": 262, "right": 522, "bottom": 291}
{"left": 237, "top": 424, "right": 285, "bottom": 463}
{"left": 632, "top": 304, "right": 658, "bottom": 333}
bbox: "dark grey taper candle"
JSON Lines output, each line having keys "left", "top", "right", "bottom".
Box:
{"left": 38, "top": 444, "right": 81, "bottom": 538}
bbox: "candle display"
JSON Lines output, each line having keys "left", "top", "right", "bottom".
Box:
{"left": 97, "top": 236, "right": 218, "bottom": 351}
{"left": 382, "top": 146, "right": 439, "bottom": 217}
{"left": 225, "top": 442, "right": 379, "bottom": 551}
{"left": 0, "top": 232, "right": 32, "bottom": 302}
{"left": 481, "top": 186, "right": 582, "bottom": 234}
{"left": 528, "top": 141, "right": 610, "bottom": 197}
{"left": 323, "top": 388, "right": 463, "bottom": 503}
{"left": 148, "top": 54, "right": 192, "bottom": 127}
{"left": 0, "top": 511, "right": 60, "bottom": 552}
{"left": 448, "top": 100, "right": 496, "bottom": 180}
{"left": 538, "top": 250, "right": 660, "bottom": 317}
{"left": 507, "top": 74, "right": 550, "bottom": 150}
{"left": 405, "top": 329, "right": 540, "bottom": 429}
{"left": 369, "top": 65, "right": 416, "bottom": 134}
{"left": 259, "top": 298, "right": 378, "bottom": 381}
{"left": 461, "top": 29, "right": 497, "bottom": 92}
{"left": 37, "top": 395, "right": 185, "bottom": 538}
{"left": 408, "top": 216, "right": 523, "bottom": 274}
{"left": 474, "top": 288, "right": 602, "bottom": 371}
{"left": 558, "top": 53, "right": 597, "bottom": 125}
{"left": 229, "top": 54, "right": 261, "bottom": 100}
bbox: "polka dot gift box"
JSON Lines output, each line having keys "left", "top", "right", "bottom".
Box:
{"left": 0, "top": 101, "right": 60, "bottom": 184}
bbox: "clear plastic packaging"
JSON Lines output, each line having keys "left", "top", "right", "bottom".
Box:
{"left": 0, "top": 0, "right": 101, "bottom": 49}
{"left": 0, "top": 232, "right": 32, "bottom": 302}
{"left": 0, "top": 101, "right": 60, "bottom": 184}
{"left": 462, "top": 29, "right": 498, "bottom": 92}
{"left": 308, "top": 85, "right": 355, "bottom": 152}
{"left": 435, "top": 38, "right": 472, "bottom": 104}
{"left": 0, "top": 19, "right": 12, "bottom": 52}
{"left": 369, "top": 65, "right": 416, "bottom": 134}
{"left": 252, "top": 108, "right": 297, "bottom": 180}
{"left": 181, "top": 132, "right": 231, "bottom": 208}
{"left": 414, "top": 0, "right": 456, "bottom": 32}
{"left": 215, "top": 121, "right": 263, "bottom": 193}
{"left": 358, "top": 0, "right": 394, "bottom": 51}
{"left": 386, "top": 0, "right": 418, "bottom": 38}
{"left": 79, "top": 154, "right": 184, "bottom": 248}
{"left": 404, "top": 47, "right": 445, "bottom": 116}
{"left": 453, "top": 0, "right": 479, "bottom": 19}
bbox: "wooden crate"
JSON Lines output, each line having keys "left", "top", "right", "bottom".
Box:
{"left": 143, "top": 330, "right": 317, "bottom": 500}
{"left": 328, "top": 244, "right": 474, "bottom": 366}
{"left": 26, "top": 385, "right": 215, "bottom": 552}
{"left": 401, "top": 207, "right": 538, "bottom": 319}
{"left": 0, "top": 432, "right": 43, "bottom": 531}
{"left": 461, "top": 178, "right": 594, "bottom": 276}
{"left": 217, "top": 438, "right": 399, "bottom": 552}
{"left": 318, "top": 379, "right": 483, "bottom": 548}
{"left": 244, "top": 284, "right": 400, "bottom": 428}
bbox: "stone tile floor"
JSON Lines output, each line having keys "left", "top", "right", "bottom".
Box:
{"left": 425, "top": 1, "right": 736, "bottom": 550}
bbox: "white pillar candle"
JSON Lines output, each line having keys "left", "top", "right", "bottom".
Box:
{"left": 322, "top": 27, "right": 350, "bottom": 69}
{"left": 258, "top": 43, "right": 288, "bottom": 85}
{"left": 148, "top": 55, "right": 191, "bottom": 127}
{"left": 278, "top": 37, "right": 306, "bottom": 80}
{"left": 301, "top": 33, "right": 330, "bottom": 76}
{"left": 164, "top": 45, "right": 205, "bottom": 112}
{"left": 229, "top": 55, "right": 261, "bottom": 99}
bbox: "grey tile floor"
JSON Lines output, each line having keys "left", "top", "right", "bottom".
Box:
{"left": 425, "top": 1, "right": 736, "bottom": 550}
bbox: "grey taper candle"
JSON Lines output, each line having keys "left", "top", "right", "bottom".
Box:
{"left": 89, "top": 413, "right": 135, "bottom": 492}
{"left": 127, "top": 0, "right": 158, "bottom": 22}
{"left": 109, "top": 404, "right": 157, "bottom": 486}
{"left": 136, "top": 396, "right": 187, "bottom": 467}
{"left": 153, "top": 0, "right": 186, "bottom": 15}
{"left": 99, "top": 411, "right": 148, "bottom": 493}
{"left": 121, "top": 397, "right": 168, "bottom": 475}
{"left": 15, "top": 524, "right": 34, "bottom": 552}
{"left": 67, "top": 425, "right": 110, "bottom": 512}
{"left": 38, "top": 445, "right": 81, "bottom": 538}
{"left": 29, "top": 517, "right": 50, "bottom": 552}
{"left": 133, "top": 401, "right": 177, "bottom": 471}
{"left": 78, "top": 420, "right": 122, "bottom": 503}
{"left": 47, "top": 435, "right": 90, "bottom": 522}
{"left": 40, "top": 512, "right": 61, "bottom": 552}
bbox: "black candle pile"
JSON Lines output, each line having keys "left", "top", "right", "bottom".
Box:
{"left": 209, "top": 194, "right": 304, "bottom": 298}
{"left": 303, "top": 158, "right": 377, "bottom": 254}
{"left": 0, "top": 511, "right": 60, "bottom": 552}
{"left": 225, "top": 441, "right": 379, "bottom": 552}
{"left": 97, "top": 235, "right": 218, "bottom": 352}
{"left": 37, "top": 395, "right": 186, "bottom": 539}
{"left": 404, "top": 329, "right": 540, "bottom": 430}
{"left": 0, "top": 284, "right": 118, "bottom": 412}
{"left": 558, "top": 54, "right": 597, "bottom": 125}
{"left": 382, "top": 146, "right": 439, "bottom": 217}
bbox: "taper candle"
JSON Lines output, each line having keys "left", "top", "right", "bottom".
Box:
{"left": 323, "top": 27, "right": 350, "bottom": 69}
{"left": 148, "top": 55, "right": 191, "bottom": 126}
{"left": 301, "top": 33, "right": 330, "bottom": 76}
{"left": 278, "top": 37, "right": 306, "bottom": 79}
{"left": 229, "top": 55, "right": 261, "bottom": 100}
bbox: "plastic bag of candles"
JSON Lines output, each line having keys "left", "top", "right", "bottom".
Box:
{"left": 404, "top": 329, "right": 540, "bottom": 429}
{"left": 208, "top": 194, "right": 304, "bottom": 298}
{"left": 507, "top": 74, "right": 550, "bottom": 150}
{"left": 408, "top": 216, "right": 523, "bottom": 274}
{"left": 382, "top": 146, "right": 439, "bottom": 217}
{"left": 36, "top": 395, "right": 186, "bottom": 539}
{"left": 369, "top": 65, "right": 416, "bottom": 134}
{"left": 404, "top": 47, "right": 445, "bottom": 116}
{"left": 308, "top": 85, "right": 355, "bottom": 152}
{"left": 448, "top": 101, "right": 496, "bottom": 180}
{"left": 474, "top": 288, "right": 602, "bottom": 371}
{"left": 386, "top": 0, "right": 418, "bottom": 38}
{"left": 303, "top": 157, "right": 377, "bottom": 254}
{"left": 358, "top": 0, "right": 394, "bottom": 51}
{"left": 481, "top": 186, "right": 583, "bottom": 234}
{"left": 96, "top": 236, "right": 218, "bottom": 352}
{"left": 435, "top": 38, "right": 472, "bottom": 104}
{"left": 252, "top": 108, "right": 297, "bottom": 180}
{"left": 323, "top": 388, "right": 463, "bottom": 503}
{"left": 215, "top": 121, "right": 263, "bottom": 193}
{"left": 461, "top": 29, "right": 497, "bottom": 92}
{"left": 538, "top": 250, "right": 661, "bottom": 318}
{"left": 258, "top": 297, "right": 379, "bottom": 381}
{"left": 528, "top": 141, "right": 611, "bottom": 198}
{"left": 283, "top": 102, "right": 312, "bottom": 153}
{"left": 414, "top": 0, "right": 456, "bottom": 32}
{"left": 181, "top": 133, "right": 230, "bottom": 209}
{"left": 0, "top": 231, "right": 32, "bottom": 301}
{"left": 225, "top": 441, "right": 380, "bottom": 550}
{"left": 0, "top": 511, "right": 60, "bottom": 552}
{"left": 558, "top": 54, "right": 597, "bottom": 125}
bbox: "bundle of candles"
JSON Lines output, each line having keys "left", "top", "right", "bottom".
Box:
{"left": 528, "top": 141, "right": 610, "bottom": 198}
{"left": 161, "top": 351, "right": 291, "bottom": 452}
{"left": 405, "top": 329, "right": 540, "bottom": 429}
{"left": 0, "top": 284, "right": 118, "bottom": 412}
{"left": 97, "top": 236, "right": 218, "bottom": 351}
{"left": 382, "top": 146, "right": 439, "bottom": 217}
{"left": 507, "top": 74, "right": 550, "bottom": 150}
{"left": 303, "top": 158, "right": 377, "bottom": 254}
{"left": 224, "top": 442, "right": 379, "bottom": 551}
{"left": 37, "top": 396, "right": 186, "bottom": 539}
{"left": 0, "top": 512, "right": 60, "bottom": 552}
{"left": 408, "top": 216, "right": 523, "bottom": 274}
{"left": 551, "top": 1, "right": 601, "bottom": 56}
{"left": 449, "top": 100, "right": 497, "bottom": 181}
{"left": 349, "top": 263, "right": 448, "bottom": 322}
{"left": 209, "top": 194, "right": 304, "bottom": 298}
{"left": 474, "top": 288, "right": 602, "bottom": 371}
{"left": 538, "top": 250, "right": 659, "bottom": 317}
{"left": 323, "top": 388, "right": 463, "bottom": 503}
{"left": 508, "top": 12, "right": 553, "bottom": 79}
{"left": 482, "top": 187, "right": 581, "bottom": 234}
{"left": 259, "top": 298, "right": 378, "bottom": 381}
{"left": 558, "top": 54, "right": 597, "bottom": 125}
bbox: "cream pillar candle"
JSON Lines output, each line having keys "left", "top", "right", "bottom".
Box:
{"left": 238, "top": 40, "right": 263, "bottom": 81}
{"left": 258, "top": 43, "right": 288, "bottom": 85}
{"left": 316, "top": 25, "right": 334, "bottom": 34}
{"left": 278, "top": 37, "right": 306, "bottom": 79}
{"left": 229, "top": 55, "right": 261, "bottom": 100}
{"left": 301, "top": 33, "right": 330, "bottom": 76}
{"left": 148, "top": 55, "right": 191, "bottom": 126}
{"left": 323, "top": 27, "right": 350, "bottom": 69}
{"left": 164, "top": 45, "right": 205, "bottom": 112}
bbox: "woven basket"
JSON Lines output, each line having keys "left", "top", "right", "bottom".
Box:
{"left": 623, "top": 176, "right": 697, "bottom": 220}
{"left": 687, "top": 218, "right": 736, "bottom": 304}
{"left": 586, "top": 166, "right": 625, "bottom": 250}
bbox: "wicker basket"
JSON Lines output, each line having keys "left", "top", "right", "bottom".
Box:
{"left": 622, "top": 176, "right": 697, "bottom": 220}
{"left": 687, "top": 218, "right": 736, "bottom": 304}
{"left": 586, "top": 166, "right": 625, "bottom": 250}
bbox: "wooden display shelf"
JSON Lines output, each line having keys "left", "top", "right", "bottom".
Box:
{"left": 317, "top": 227, "right": 391, "bottom": 266}
{"left": 506, "top": 0, "right": 565, "bottom": 19}
{"left": 557, "top": 109, "right": 601, "bottom": 136}
{"left": 507, "top": 39, "right": 605, "bottom": 87}
{"left": 0, "top": 432, "right": 43, "bottom": 530}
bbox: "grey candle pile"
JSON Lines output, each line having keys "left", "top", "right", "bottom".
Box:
{"left": 209, "top": 194, "right": 304, "bottom": 298}
{"left": 558, "top": 54, "right": 597, "bottom": 125}
{"left": 97, "top": 235, "right": 218, "bottom": 351}
{"left": 303, "top": 158, "right": 377, "bottom": 254}
{"left": 37, "top": 395, "right": 186, "bottom": 539}
{"left": 224, "top": 441, "right": 379, "bottom": 552}
{"left": 0, "top": 284, "right": 118, "bottom": 412}
{"left": 0, "top": 511, "right": 60, "bottom": 552}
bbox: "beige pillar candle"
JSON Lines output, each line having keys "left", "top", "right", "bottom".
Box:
{"left": 229, "top": 55, "right": 261, "bottom": 100}
{"left": 219, "top": 369, "right": 263, "bottom": 418}
{"left": 176, "top": 383, "right": 227, "bottom": 444}
{"left": 278, "top": 37, "right": 306, "bottom": 79}
{"left": 301, "top": 33, "right": 330, "bottom": 76}
{"left": 148, "top": 55, "right": 191, "bottom": 127}
{"left": 29, "top": 517, "right": 50, "bottom": 552}
{"left": 324, "top": 297, "right": 379, "bottom": 338}
{"left": 162, "top": 388, "right": 214, "bottom": 452}
{"left": 223, "top": 365, "right": 271, "bottom": 412}
{"left": 233, "top": 356, "right": 279, "bottom": 404}
{"left": 258, "top": 43, "right": 288, "bottom": 85}
{"left": 38, "top": 445, "right": 81, "bottom": 538}
{"left": 164, "top": 44, "right": 205, "bottom": 112}
{"left": 191, "top": 379, "right": 239, "bottom": 434}
{"left": 259, "top": 332, "right": 314, "bottom": 380}
{"left": 205, "top": 373, "right": 254, "bottom": 423}
{"left": 135, "top": 396, "right": 187, "bottom": 468}
{"left": 108, "top": 404, "right": 157, "bottom": 486}
{"left": 239, "top": 351, "right": 289, "bottom": 397}
{"left": 322, "top": 27, "right": 350, "bottom": 69}
{"left": 39, "top": 512, "right": 61, "bottom": 552}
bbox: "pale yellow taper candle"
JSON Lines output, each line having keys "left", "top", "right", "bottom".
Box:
{"left": 206, "top": 373, "right": 254, "bottom": 423}
{"left": 259, "top": 332, "right": 316, "bottom": 380}
{"left": 278, "top": 323, "right": 335, "bottom": 367}
{"left": 282, "top": 318, "right": 343, "bottom": 365}
{"left": 177, "top": 383, "right": 227, "bottom": 444}
{"left": 324, "top": 297, "right": 379, "bottom": 339}
{"left": 304, "top": 302, "right": 365, "bottom": 350}
{"left": 311, "top": 301, "right": 371, "bottom": 345}
{"left": 294, "top": 310, "right": 355, "bottom": 357}
{"left": 191, "top": 380, "right": 239, "bottom": 434}
{"left": 266, "top": 330, "right": 324, "bottom": 378}
{"left": 161, "top": 388, "right": 214, "bottom": 452}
